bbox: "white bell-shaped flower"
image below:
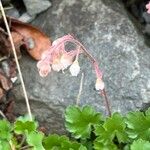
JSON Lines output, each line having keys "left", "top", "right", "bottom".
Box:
{"left": 69, "top": 60, "right": 80, "bottom": 76}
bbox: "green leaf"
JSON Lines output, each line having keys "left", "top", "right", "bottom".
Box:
{"left": 27, "top": 131, "right": 45, "bottom": 150}
{"left": 94, "top": 137, "right": 117, "bottom": 150}
{"left": 131, "top": 139, "right": 150, "bottom": 150}
{"left": 94, "top": 113, "right": 128, "bottom": 143}
{"left": 43, "top": 134, "right": 87, "bottom": 150}
{"left": 126, "top": 111, "right": 150, "bottom": 140}
{"left": 65, "top": 105, "right": 102, "bottom": 139}
{"left": 0, "top": 140, "right": 11, "bottom": 150}
{"left": 17, "top": 115, "right": 33, "bottom": 122}
{"left": 0, "top": 120, "right": 12, "bottom": 140}
{"left": 14, "top": 116, "right": 38, "bottom": 134}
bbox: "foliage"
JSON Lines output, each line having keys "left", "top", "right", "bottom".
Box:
{"left": 1, "top": 106, "right": 150, "bottom": 149}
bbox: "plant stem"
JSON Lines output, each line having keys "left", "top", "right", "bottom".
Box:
{"left": 9, "top": 140, "right": 16, "bottom": 150}
{"left": 76, "top": 73, "right": 84, "bottom": 106}
{"left": 20, "top": 145, "right": 33, "bottom": 150}
{"left": 74, "top": 39, "right": 112, "bottom": 116}
{"left": 102, "top": 89, "right": 111, "bottom": 116}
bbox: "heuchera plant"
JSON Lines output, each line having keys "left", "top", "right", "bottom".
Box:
{"left": 36, "top": 34, "right": 111, "bottom": 116}
{"left": 37, "top": 34, "right": 104, "bottom": 90}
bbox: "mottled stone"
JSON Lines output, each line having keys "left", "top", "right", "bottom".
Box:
{"left": 19, "top": 12, "right": 35, "bottom": 23}
{"left": 23, "top": 0, "right": 51, "bottom": 16}
{"left": 2, "top": 0, "right": 10, "bottom": 6}
{"left": 14, "top": 0, "right": 150, "bottom": 133}
{"left": 6, "top": 7, "right": 20, "bottom": 18}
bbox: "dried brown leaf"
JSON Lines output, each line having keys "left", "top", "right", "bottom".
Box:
{"left": 9, "top": 17, "right": 52, "bottom": 60}
{"left": 0, "top": 87, "right": 4, "bottom": 100}
{"left": 0, "top": 69, "right": 12, "bottom": 91}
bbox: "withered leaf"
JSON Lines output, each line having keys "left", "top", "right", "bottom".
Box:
{"left": 0, "top": 16, "right": 51, "bottom": 60}
{"left": 9, "top": 17, "right": 52, "bottom": 60}
{"left": 0, "top": 27, "right": 11, "bottom": 57}
{"left": 0, "top": 87, "right": 4, "bottom": 100}
{"left": 0, "top": 69, "right": 12, "bottom": 91}
{"left": 4, "top": 100, "right": 15, "bottom": 121}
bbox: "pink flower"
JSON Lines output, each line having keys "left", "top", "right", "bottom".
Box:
{"left": 37, "top": 34, "right": 82, "bottom": 77}
{"left": 60, "top": 54, "right": 74, "bottom": 70}
{"left": 37, "top": 61, "right": 51, "bottom": 77}
{"left": 51, "top": 57, "right": 63, "bottom": 72}
{"left": 146, "top": 2, "right": 150, "bottom": 14}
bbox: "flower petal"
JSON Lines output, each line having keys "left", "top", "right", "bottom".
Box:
{"left": 69, "top": 60, "right": 80, "bottom": 76}
{"left": 37, "top": 61, "right": 51, "bottom": 77}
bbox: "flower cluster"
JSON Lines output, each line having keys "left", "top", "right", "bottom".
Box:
{"left": 37, "top": 34, "right": 104, "bottom": 91}
{"left": 146, "top": 2, "right": 150, "bottom": 14}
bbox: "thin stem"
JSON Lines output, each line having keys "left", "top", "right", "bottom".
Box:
{"left": 9, "top": 140, "right": 16, "bottom": 150}
{"left": 0, "top": 110, "right": 7, "bottom": 119}
{"left": 74, "top": 39, "right": 111, "bottom": 116}
{"left": 0, "top": 1, "right": 32, "bottom": 121}
{"left": 19, "top": 135, "right": 26, "bottom": 148}
{"left": 20, "top": 145, "right": 33, "bottom": 150}
{"left": 102, "top": 89, "right": 111, "bottom": 116}
{"left": 76, "top": 73, "right": 84, "bottom": 106}
{"left": 73, "top": 40, "right": 96, "bottom": 63}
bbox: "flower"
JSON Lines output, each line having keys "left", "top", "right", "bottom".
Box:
{"left": 146, "top": 2, "right": 150, "bottom": 14}
{"left": 69, "top": 60, "right": 80, "bottom": 76}
{"left": 37, "top": 61, "right": 51, "bottom": 77}
{"left": 95, "top": 78, "right": 104, "bottom": 90}
{"left": 60, "top": 54, "right": 74, "bottom": 70}
{"left": 51, "top": 58, "right": 63, "bottom": 72}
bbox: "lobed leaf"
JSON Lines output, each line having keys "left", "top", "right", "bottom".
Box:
{"left": 131, "top": 139, "right": 150, "bottom": 150}
{"left": 0, "top": 120, "right": 12, "bottom": 141}
{"left": 43, "top": 134, "right": 87, "bottom": 150}
{"left": 14, "top": 115, "right": 38, "bottom": 135}
{"left": 27, "top": 131, "right": 45, "bottom": 150}
{"left": 126, "top": 111, "right": 150, "bottom": 140}
{"left": 94, "top": 113, "right": 128, "bottom": 143}
{"left": 0, "top": 140, "right": 11, "bottom": 150}
{"left": 94, "top": 137, "right": 117, "bottom": 150}
{"left": 65, "top": 105, "right": 103, "bottom": 139}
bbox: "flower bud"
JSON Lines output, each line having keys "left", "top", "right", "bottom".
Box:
{"left": 69, "top": 60, "right": 80, "bottom": 76}
{"left": 95, "top": 78, "right": 104, "bottom": 90}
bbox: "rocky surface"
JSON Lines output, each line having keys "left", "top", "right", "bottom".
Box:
{"left": 4, "top": 0, "right": 51, "bottom": 23}
{"left": 123, "top": 0, "right": 150, "bottom": 36}
{"left": 23, "top": 0, "right": 51, "bottom": 16}
{"left": 13, "top": 0, "right": 150, "bottom": 134}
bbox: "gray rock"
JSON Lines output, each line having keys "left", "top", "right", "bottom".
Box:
{"left": 13, "top": 0, "right": 150, "bottom": 133}
{"left": 2, "top": 0, "right": 11, "bottom": 6}
{"left": 143, "top": 12, "right": 150, "bottom": 23}
{"left": 143, "top": 24, "right": 150, "bottom": 35}
{"left": 19, "top": 12, "right": 36, "bottom": 23}
{"left": 23, "top": 0, "right": 51, "bottom": 16}
{"left": 5, "top": 7, "right": 20, "bottom": 18}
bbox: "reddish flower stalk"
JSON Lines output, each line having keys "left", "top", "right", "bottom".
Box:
{"left": 37, "top": 34, "right": 111, "bottom": 115}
